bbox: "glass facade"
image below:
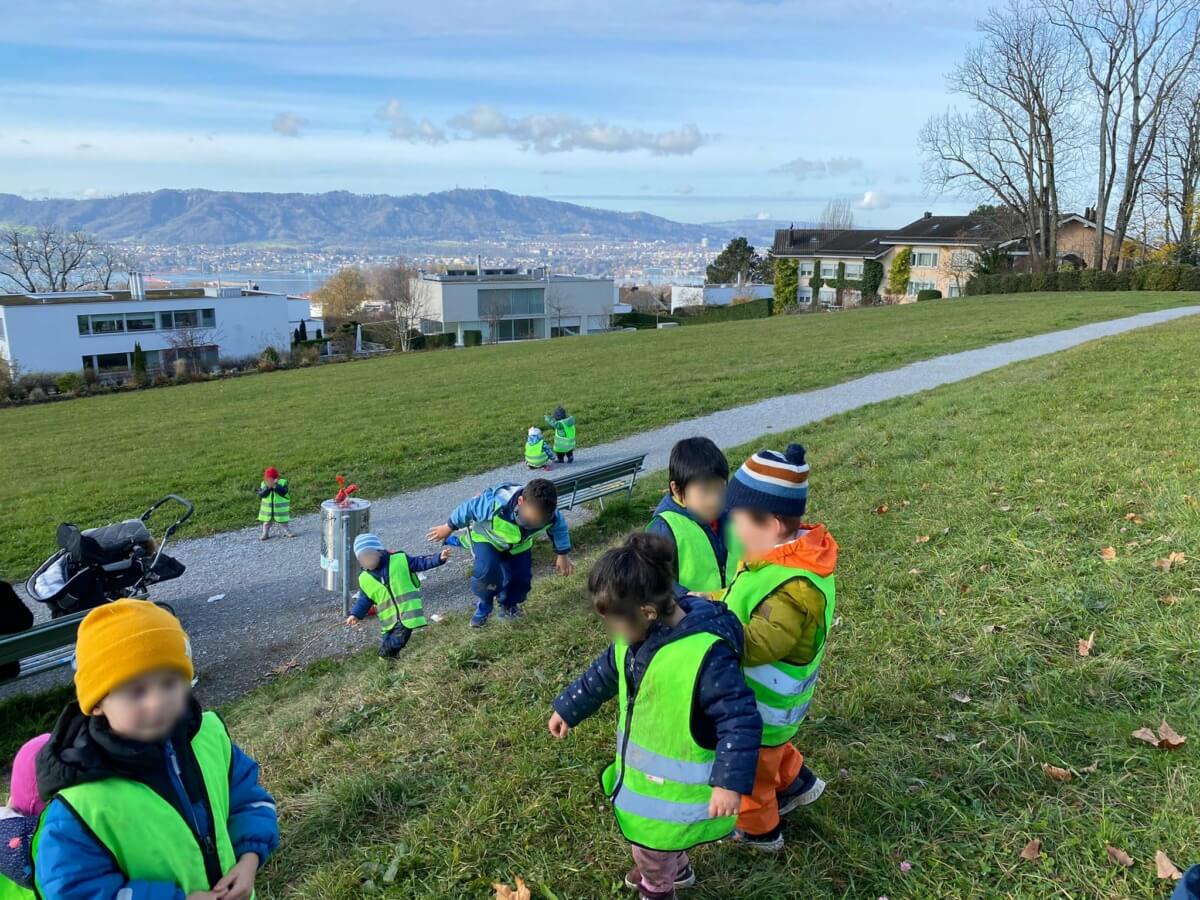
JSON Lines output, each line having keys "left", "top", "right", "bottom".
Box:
{"left": 78, "top": 308, "right": 216, "bottom": 335}
{"left": 477, "top": 288, "right": 545, "bottom": 317}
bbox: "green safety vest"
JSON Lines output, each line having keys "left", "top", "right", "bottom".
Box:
{"left": 723, "top": 562, "right": 835, "bottom": 746}
{"left": 257, "top": 479, "right": 290, "bottom": 523}
{"left": 33, "top": 711, "right": 245, "bottom": 897}
{"left": 600, "top": 632, "right": 734, "bottom": 851}
{"left": 525, "top": 440, "right": 552, "bottom": 468}
{"left": 654, "top": 511, "right": 742, "bottom": 595}
{"left": 551, "top": 419, "right": 576, "bottom": 453}
{"left": 357, "top": 554, "right": 427, "bottom": 633}
{"left": 0, "top": 875, "right": 32, "bottom": 900}
{"left": 466, "top": 511, "right": 550, "bottom": 555}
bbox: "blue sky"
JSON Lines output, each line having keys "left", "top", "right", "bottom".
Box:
{"left": 0, "top": 0, "right": 991, "bottom": 225}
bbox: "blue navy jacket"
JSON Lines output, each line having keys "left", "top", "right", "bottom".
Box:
{"left": 552, "top": 596, "right": 762, "bottom": 796}
{"left": 647, "top": 494, "right": 732, "bottom": 599}
{"left": 349, "top": 549, "right": 446, "bottom": 620}
{"left": 1174, "top": 866, "right": 1200, "bottom": 900}
{"left": 34, "top": 699, "right": 279, "bottom": 900}
{"left": 448, "top": 483, "right": 571, "bottom": 554}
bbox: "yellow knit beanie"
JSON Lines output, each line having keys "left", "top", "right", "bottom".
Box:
{"left": 74, "top": 599, "right": 194, "bottom": 714}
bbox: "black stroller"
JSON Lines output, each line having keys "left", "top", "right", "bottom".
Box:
{"left": 25, "top": 495, "right": 193, "bottom": 618}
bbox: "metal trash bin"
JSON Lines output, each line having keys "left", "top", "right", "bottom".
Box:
{"left": 320, "top": 499, "right": 371, "bottom": 614}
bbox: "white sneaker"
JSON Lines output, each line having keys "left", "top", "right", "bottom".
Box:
{"left": 778, "top": 776, "right": 826, "bottom": 816}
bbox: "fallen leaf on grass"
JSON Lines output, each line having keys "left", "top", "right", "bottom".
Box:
{"left": 908, "top": 568, "right": 922, "bottom": 575}
{"left": 915, "top": 535, "right": 930, "bottom": 544}
{"left": 936, "top": 733, "right": 957, "bottom": 743}
{"left": 979, "top": 563, "right": 992, "bottom": 573}
{"left": 952, "top": 691, "right": 971, "bottom": 704}
{"left": 1153, "top": 551, "right": 1187, "bottom": 572}
{"left": 1019, "top": 839, "right": 1042, "bottom": 860}
{"left": 1077, "top": 631, "right": 1095, "bottom": 657}
{"left": 1155, "top": 850, "right": 1183, "bottom": 881}
{"left": 1124, "top": 512, "right": 1145, "bottom": 525}
{"left": 493, "top": 877, "right": 532, "bottom": 900}
{"left": 1041, "top": 763, "right": 1073, "bottom": 782}
{"left": 1079, "top": 762, "right": 1098, "bottom": 774}
{"left": 983, "top": 624, "right": 1006, "bottom": 634}
{"left": 1106, "top": 845, "right": 1134, "bottom": 868}
{"left": 267, "top": 661, "right": 298, "bottom": 678}
{"left": 1132, "top": 720, "right": 1188, "bottom": 750}
{"left": 1099, "top": 546, "right": 1117, "bottom": 561}
{"left": 874, "top": 504, "right": 889, "bottom": 515}
{"left": 1159, "top": 594, "right": 1182, "bottom": 606}
{"left": 999, "top": 505, "right": 1012, "bottom": 512}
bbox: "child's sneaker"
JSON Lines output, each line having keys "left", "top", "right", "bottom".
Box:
{"left": 777, "top": 766, "right": 826, "bottom": 816}
{"left": 497, "top": 605, "right": 524, "bottom": 621}
{"left": 469, "top": 613, "right": 489, "bottom": 628}
{"left": 623, "top": 864, "right": 695, "bottom": 891}
{"left": 728, "top": 827, "right": 785, "bottom": 853}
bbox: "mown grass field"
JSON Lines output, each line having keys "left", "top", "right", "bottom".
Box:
{"left": 183, "top": 314, "right": 1200, "bottom": 898}
{"left": 0, "top": 290, "right": 1196, "bottom": 580}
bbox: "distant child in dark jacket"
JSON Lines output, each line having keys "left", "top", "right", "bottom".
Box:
{"left": 0, "top": 733, "right": 49, "bottom": 895}
{"left": 33, "top": 600, "right": 279, "bottom": 900}
{"left": 647, "top": 437, "right": 740, "bottom": 599}
{"left": 548, "top": 533, "right": 761, "bottom": 900}
{"left": 545, "top": 406, "right": 577, "bottom": 463}
{"left": 346, "top": 532, "right": 451, "bottom": 659}
{"left": 257, "top": 465, "right": 293, "bottom": 539}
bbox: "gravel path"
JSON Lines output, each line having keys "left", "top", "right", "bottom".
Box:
{"left": 9, "top": 305, "right": 1199, "bottom": 705}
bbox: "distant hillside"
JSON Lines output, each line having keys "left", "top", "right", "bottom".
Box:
{"left": 0, "top": 188, "right": 725, "bottom": 247}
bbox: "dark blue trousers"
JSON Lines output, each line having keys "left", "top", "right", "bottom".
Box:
{"left": 470, "top": 542, "right": 533, "bottom": 618}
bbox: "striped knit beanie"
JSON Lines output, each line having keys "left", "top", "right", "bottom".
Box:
{"left": 353, "top": 533, "right": 384, "bottom": 556}
{"left": 725, "top": 443, "right": 810, "bottom": 518}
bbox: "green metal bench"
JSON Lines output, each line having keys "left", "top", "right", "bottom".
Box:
{"left": 549, "top": 454, "right": 646, "bottom": 511}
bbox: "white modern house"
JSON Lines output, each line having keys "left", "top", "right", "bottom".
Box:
{"left": 669, "top": 280, "right": 773, "bottom": 312}
{"left": 0, "top": 277, "right": 309, "bottom": 377}
{"left": 417, "top": 267, "right": 615, "bottom": 344}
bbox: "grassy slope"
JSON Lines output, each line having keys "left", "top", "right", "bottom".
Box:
{"left": 1, "top": 291, "right": 1196, "bottom": 580}
{"left": 196, "top": 315, "right": 1200, "bottom": 899}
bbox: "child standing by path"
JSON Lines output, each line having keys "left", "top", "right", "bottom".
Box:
{"left": 257, "top": 466, "right": 293, "bottom": 539}
{"left": 345, "top": 533, "right": 450, "bottom": 659}
{"left": 33, "top": 600, "right": 279, "bottom": 899}
{"left": 545, "top": 406, "right": 577, "bottom": 463}
{"left": 647, "top": 436, "right": 740, "bottom": 599}
{"left": 428, "top": 478, "right": 573, "bottom": 628}
{"left": 548, "top": 533, "right": 762, "bottom": 900}
{"left": 721, "top": 443, "right": 838, "bottom": 852}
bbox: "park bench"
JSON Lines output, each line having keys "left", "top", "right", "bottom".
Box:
{"left": 549, "top": 454, "right": 646, "bottom": 511}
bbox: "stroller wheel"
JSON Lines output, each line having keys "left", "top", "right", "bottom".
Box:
{"left": 154, "top": 601, "right": 176, "bottom": 616}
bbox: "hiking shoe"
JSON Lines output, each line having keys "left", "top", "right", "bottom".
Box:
{"left": 778, "top": 774, "right": 826, "bottom": 816}
{"left": 469, "top": 613, "right": 489, "bottom": 628}
{"left": 727, "top": 828, "right": 785, "bottom": 853}
{"left": 498, "top": 605, "right": 524, "bottom": 621}
{"left": 624, "top": 865, "right": 695, "bottom": 890}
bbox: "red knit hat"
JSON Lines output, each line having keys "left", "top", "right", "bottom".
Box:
{"left": 264, "top": 466, "right": 280, "bottom": 479}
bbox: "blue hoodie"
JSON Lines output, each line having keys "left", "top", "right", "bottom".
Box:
{"left": 552, "top": 596, "right": 762, "bottom": 796}
{"left": 647, "top": 494, "right": 732, "bottom": 599}
{"left": 447, "top": 483, "right": 571, "bottom": 554}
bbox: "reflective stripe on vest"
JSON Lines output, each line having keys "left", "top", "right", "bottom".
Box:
{"left": 552, "top": 420, "right": 576, "bottom": 452}
{"left": 468, "top": 511, "right": 550, "bottom": 554}
{"left": 654, "top": 511, "right": 741, "bottom": 595}
{"left": 358, "top": 554, "right": 427, "bottom": 632}
{"left": 723, "top": 561, "right": 835, "bottom": 746}
{"left": 599, "top": 632, "right": 734, "bottom": 851}
{"left": 33, "top": 711, "right": 242, "bottom": 897}
{"left": 258, "top": 479, "right": 290, "bottom": 523}
{"left": 525, "top": 441, "right": 551, "bottom": 467}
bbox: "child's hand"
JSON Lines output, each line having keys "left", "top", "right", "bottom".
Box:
{"left": 187, "top": 892, "right": 225, "bottom": 900}
{"left": 708, "top": 787, "right": 741, "bottom": 818}
{"left": 439, "top": 546, "right": 453, "bottom": 563}
{"left": 547, "top": 711, "right": 570, "bottom": 739}
{"left": 427, "top": 523, "right": 454, "bottom": 543}
{"left": 555, "top": 554, "right": 574, "bottom": 577}
{"left": 345, "top": 615, "right": 359, "bottom": 627}
{"left": 212, "top": 852, "right": 259, "bottom": 900}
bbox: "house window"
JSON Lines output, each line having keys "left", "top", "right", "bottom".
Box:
{"left": 173, "top": 309, "right": 200, "bottom": 329}
{"left": 820, "top": 263, "right": 837, "bottom": 278}
{"left": 907, "top": 280, "right": 938, "bottom": 295}
{"left": 125, "top": 312, "right": 156, "bottom": 332}
{"left": 496, "top": 317, "right": 546, "bottom": 341}
{"left": 844, "top": 263, "right": 863, "bottom": 279}
{"left": 77, "top": 315, "right": 91, "bottom": 335}
{"left": 798, "top": 262, "right": 814, "bottom": 277}
{"left": 95, "top": 352, "right": 131, "bottom": 372}
{"left": 90, "top": 314, "right": 125, "bottom": 334}
{"left": 951, "top": 250, "right": 975, "bottom": 267}
{"left": 201, "top": 308, "right": 216, "bottom": 327}
{"left": 159, "top": 308, "right": 216, "bottom": 330}
{"left": 478, "top": 288, "right": 545, "bottom": 318}
{"left": 818, "top": 286, "right": 837, "bottom": 304}
{"left": 911, "top": 251, "right": 939, "bottom": 267}
{"left": 798, "top": 287, "right": 813, "bottom": 303}
{"left": 948, "top": 284, "right": 962, "bottom": 298}
{"left": 0, "top": 317, "right": 5, "bottom": 341}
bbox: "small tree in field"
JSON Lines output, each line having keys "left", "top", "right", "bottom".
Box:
{"left": 132, "top": 342, "right": 148, "bottom": 386}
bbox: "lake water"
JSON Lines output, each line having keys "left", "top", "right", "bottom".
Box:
{"left": 153, "top": 272, "right": 331, "bottom": 296}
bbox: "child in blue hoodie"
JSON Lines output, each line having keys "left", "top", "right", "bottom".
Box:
{"left": 33, "top": 600, "right": 279, "bottom": 900}
{"left": 647, "top": 436, "right": 740, "bottom": 599}
{"left": 427, "top": 478, "right": 572, "bottom": 627}
{"left": 548, "top": 532, "right": 761, "bottom": 900}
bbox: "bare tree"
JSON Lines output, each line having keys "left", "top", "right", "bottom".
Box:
{"left": 545, "top": 283, "right": 574, "bottom": 336}
{"left": 817, "top": 199, "right": 855, "bottom": 231}
{"left": 164, "top": 327, "right": 221, "bottom": 376}
{"left": 1043, "top": 0, "right": 1200, "bottom": 269}
{"left": 1148, "top": 74, "right": 1200, "bottom": 257}
{"left": 312, "top": 267, "right": 368, "bottom": 321}
{"left": 921, "top": 0, "right": 1081, "bottom": 271}
{"left": 480, "top": 295, "right": 506, "bottom": 344}
{"left": 369, "top": 262, "right": 430, "bottom": 352}
{"left": 938, "top": 243, "right": 979, "bottom": 297}
{"left": 0, "top": 225, "right": 133, "bottom": 293}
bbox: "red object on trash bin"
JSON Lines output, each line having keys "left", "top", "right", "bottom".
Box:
{"left": 333, "top": 474, "right": 359, "bottom": 508}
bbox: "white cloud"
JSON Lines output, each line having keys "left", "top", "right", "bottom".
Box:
{"left": 755, "top": 211, "right": 771, "bottom": 220}
{"left": 445, "top": 105, "right": 705, "bottom": 155}
{"left": 376, "top": 100, "right": 447, "bottom": 144}
{"left": 675, "top": 184, "right": 695, "bottom": 195}
{"left": 772, "top": 155, "right": 864, "bottom": 180}
{"left": 857, "top": 190, "right": 889, "bottom": 210}
{"left": 271, "top": 111, "right": 306, "bottom": 137}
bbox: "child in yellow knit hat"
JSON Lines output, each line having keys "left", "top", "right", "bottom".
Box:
{"left": 33, "top": 600, "right": 279, "bottom": 900}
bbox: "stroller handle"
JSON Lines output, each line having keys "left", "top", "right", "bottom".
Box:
{"left": 140, "top": 494, "right": 195, "bottom": 529}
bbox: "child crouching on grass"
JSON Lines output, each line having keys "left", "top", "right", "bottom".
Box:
{"left": 548, "top": 533, "right": 761, "bottom": 900}
{"left": 346, "top": 533, "right": 450, "bottom": 659}
{"left": 721, "top": 443, "right": 838, "bottom": 852}
{"left": 33, "top": 600, "right": 279, "bottom": 900}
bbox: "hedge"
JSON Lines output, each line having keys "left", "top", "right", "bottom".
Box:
{"left": 615, "top": 298, "right": 771, "bottom": 330}
{"left": 966, "top": 264, "right": 1192, "bottom": 296}
{"left": 916, "top": 289, "right": 942, "bottom": 302}
{"left": 463, "top": 330, "right": 483, "bottom": 347}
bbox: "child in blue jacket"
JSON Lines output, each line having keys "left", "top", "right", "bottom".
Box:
{"left": 33, "top": 600, "right": 279, "bottom": 900}
{"left": 427, "top": 478, "right": 573, "bottom": 627}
